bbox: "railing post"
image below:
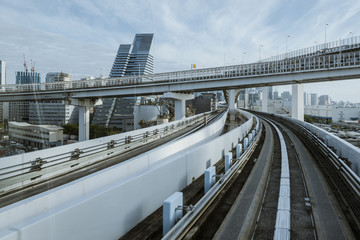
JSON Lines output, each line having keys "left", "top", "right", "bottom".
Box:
{"left": 204, "top": 166, "right": 216, "bottom": 194}
{"left": 163, "top": 192, "right": 183, "bottom": 236}
{"left": 225, "top": 152, "right": 233, "bottom": 173}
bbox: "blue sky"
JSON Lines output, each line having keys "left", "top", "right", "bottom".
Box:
{"left": 0, "top": 0, "right": 359, "bottom": 102}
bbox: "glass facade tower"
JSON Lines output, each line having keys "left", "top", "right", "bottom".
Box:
{"left": 93, "top": 33, "right": 154, "bottom": 130}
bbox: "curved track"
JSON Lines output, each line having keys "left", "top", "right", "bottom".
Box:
{"left": 0, "top": 111, "right": 223, "bottom": 208}
{"left": 164, "top": 114, "right": 357, "bottom": 240}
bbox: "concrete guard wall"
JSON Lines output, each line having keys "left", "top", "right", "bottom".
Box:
{"left": 0, "top": 112, "right": 207, "bottom": 170}
{"left": 0, "top": 110, "right": 256, "bottom": 240}
{"left": 291, "top": 118, "right": 360, "bottom": 176}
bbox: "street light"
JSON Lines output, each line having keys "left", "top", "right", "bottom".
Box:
{"left": 286, "top": 35, "right": 290, "bottom": 57}
{"left": 325, "top": 23, "right": 328, "bottom": 44}
{"left": 242, "top": 52, "right": 246, "bottom": 64}
{"left": 258, "top": 45, "right": 263, "bottom": 61}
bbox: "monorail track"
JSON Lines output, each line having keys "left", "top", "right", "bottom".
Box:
{"left": 0, "top": 111, "right": 224, "bottom": 208}
{"left": 162, "top": 114, "right": 357, "bottom": 240}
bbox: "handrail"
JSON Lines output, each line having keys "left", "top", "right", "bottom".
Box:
{"left": 0, "top": 110, "right": 224, "bottom": 191}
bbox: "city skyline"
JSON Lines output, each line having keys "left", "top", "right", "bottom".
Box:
{"left": 0, "top": 0, "right": 359, "bottom": 102}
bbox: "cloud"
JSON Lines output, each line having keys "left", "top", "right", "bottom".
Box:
{"left": 0, "top": 0, "right": 359, "bottom": 102}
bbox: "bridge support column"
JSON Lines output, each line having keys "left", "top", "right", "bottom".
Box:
{"left": 262, "top": 87, "right": 268, "bottom": 112}
{"left": 224, "top": 89, "right": 241, "bottom": 121}
{"left": 164, "top": 92, "right": 194, "bottom": 120}
{"left": 79, "top": 106, "right": 90, "bottom": 141}
{"left": 66, "top": 98, "right": 101, "bottom": 142}
{"left": 291, "top": 84, "right": 304, "bottom": 121}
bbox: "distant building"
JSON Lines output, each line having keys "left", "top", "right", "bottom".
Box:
{"left": 305, "top": 105, "right": 360, "bottom": 122}
{"left": 15, "top": 71, "right": 40, "bottom": 84}
{"left": 93, "top": 33, "right": 154, "bottom": 130}
{"left": 9, "top": 71, "right": 41, "bottom": 122}
{"left": 268, "top": 86, "right": 273, "bottom": 100}
{"left": 273, "top": 90, "right": 279, "bottom": 100}
{"left": 29, "top": 72, "right": 77, "bottom": 125}
{"left": 0, "top": 60, "right": 5, "bottom": 85}
{"left": 0, "top": 60, "right": 8, "bottom": 124}
{"left": 310, "top": 93, "right": 318, "bottom": 106}
{"left": 9, "top": 121, "right": 63, "bottom": 149}
{"left": 281, "top": 91, "right": 291, "bottom": 101}
{"left": 318, "top": 95, "right": 330, "bottom": 105}
{"left": 304, "top": 92, "right": 308, "bottom": 105}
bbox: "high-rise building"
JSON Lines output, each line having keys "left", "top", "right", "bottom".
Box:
{"left": 15, "top": 71, "right": 40, "bottom": 84}
{"left": 93, "top": 33, "right": 154, "bottom": 130}
{"left": 109, "top": 44, "right": 132, "bottom": 78}
{"left": 318, "top": 95, "right": 330, "bottom": 105}
{"left": 268, "top": 86, "right": 273, "bottom": 100}
{"left": 304, "top": 92, "right": 308, "bottom": 105}
{"left": 0, "top": 60, "right": 5, "bottom": 85}
{"left": 281, "top": 91, "right": 291, "bottom": 101}
{"left": 0, "top": 60, "right": 8, "bottom": 124}
{"left": 10, "top": 71, "right": 41, "bottom": 122}
{"left": 29, "top": 72, "right": 78, "bottom": 125}
{"left": 310, "top": 93, "right": 318, "bottom": 106}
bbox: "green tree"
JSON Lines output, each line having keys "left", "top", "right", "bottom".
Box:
{"left": 304, "top": 115, "right": 313, "bottom": 123}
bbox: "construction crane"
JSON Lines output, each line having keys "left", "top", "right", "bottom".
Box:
{"left": 23, "top": 54, "right": 28, "bottom": 72}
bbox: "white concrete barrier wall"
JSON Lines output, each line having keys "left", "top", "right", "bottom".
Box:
{"left": 291, "top": 118, "right": 360, "bottom": 176}
{"left": 0, "top": 112, "right": 208, "bottom": 170}
{"left": 0, "top": 109, "right": 256, "bottom": 240}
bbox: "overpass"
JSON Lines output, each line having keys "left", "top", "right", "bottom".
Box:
{"left": 1, "top": 36, "right": 360, "bottom": 140}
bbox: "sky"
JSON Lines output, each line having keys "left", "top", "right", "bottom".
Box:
{"left": 0, "top": 0, "right": 359, "bottom": 102}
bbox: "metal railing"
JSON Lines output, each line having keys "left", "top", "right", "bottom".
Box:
{"left": 1, "top": 40, "right": 360, "bottom": 94}
{"left": 0, "top": 110, "right": 223, "bottom": 192}
{"left": 261, "top": 35, "right": 360, "bottom": 62}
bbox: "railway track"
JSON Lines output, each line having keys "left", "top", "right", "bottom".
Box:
{"left": 0, "top": 111, "right": 224, "bottom": 208}
{"left": 162, "top": 113, "right": 358, "bottom": 239}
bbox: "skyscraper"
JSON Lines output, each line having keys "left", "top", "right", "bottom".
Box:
{"left": 0, "top": 60, "right": 5, "bottom": 85}
{"left": 310, "top": 93, "right": 318, "bottom": 106}
{"left": 318, "top": 95, "right": 330, "bottom": 105}
{"left": 0, "top": 60, "right": 8, "bottom": 124}
{"left": 109, "top": 44, "right": 132, "bottom": 78}
{"left": 93, "top": 33, "right": 154, "bottom": 130}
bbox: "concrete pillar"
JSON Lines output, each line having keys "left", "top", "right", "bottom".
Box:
{"left": 262, "top": 87, "right": 268, "bottom": 112}
{"left": 164, "top": 92, "right": 194, "bottom": 120}
{"left": 66, "top": 98, "right": 101, "bottom": 142}
{"left": 292, "top": 84, "right": 304, "bottom": 121}
{"left": 79, "top": 106, "right": 90, "bottom": 141}
{"left": 163, "top": 192, "right": 183, "bottom": 236}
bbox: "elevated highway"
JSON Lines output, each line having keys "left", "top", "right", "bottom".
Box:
{"left": 0, "top": 37, "right": 360, "bottom": 102}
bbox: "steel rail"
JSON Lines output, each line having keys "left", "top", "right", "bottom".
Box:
{"left": 163, "top": 120, "right": 262, "bottom": 239}
{"left": 0, "top": 111, "right": 223, "bottom": 192}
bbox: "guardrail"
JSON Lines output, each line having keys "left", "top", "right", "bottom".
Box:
{"left": 1, "top": 42, "right": 360, "bottom": 94}
{"left": 261, "top": 35, "right": 360, "bottom": 62}
{"left": 0, "top": 110, "right": 223, "bottom": 192}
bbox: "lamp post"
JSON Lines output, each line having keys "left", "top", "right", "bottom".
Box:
{"left": 242, "top": 52, "right": 246, "bottom": 64}
{"left": 350, "top": 32, "right": 353, "bottom": 44}
{"left": 325, "top": 23, "right": 328, "bottom": 44}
